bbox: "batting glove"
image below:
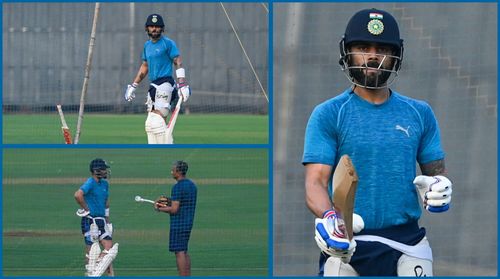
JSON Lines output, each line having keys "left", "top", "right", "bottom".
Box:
{"left": 125, "top": 83, "right": 138, "bottom": 102}
{"left": 177, "top": 82, "right": 191, "bottom": 102}
{"left": 414, "top": 175, "right": 452, "bottom": 213}
{"left": 76, "top": 208, "right": 90, "bottom": 217}
{"left": 314, "top": 209, "right": 356, "bottom": 263}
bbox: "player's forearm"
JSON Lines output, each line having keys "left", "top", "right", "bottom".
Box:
{"left": 305, "top": 163, "right": 334, "bottom": 218}
{"left": 306, "top": 182, "right": 333, "bottom": 218}
{"left": 133, "top": 64, "right": 148, "bottom": 84}
{"left": 74, "top": 190, "right": 89, "bottom": 210}
{"left": 173, "top": 56, "right": 183, "bottom": 69}
{"left": 420, "top": 159, "right": 447, "bottom": 176}
{"left": 155, "top": 206, "right": 171, "bottom": 214}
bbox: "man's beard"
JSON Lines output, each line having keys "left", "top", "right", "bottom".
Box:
{"left": 148, "top": 31, "right": 161, "bottom": 39}
{"left": 350, "top": 60, "right": 392, "bottom": 88}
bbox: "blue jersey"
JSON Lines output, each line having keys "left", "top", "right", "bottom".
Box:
{"left": 79, "top": 177, "right": 109, "bottom": 217}
{"left": 142, "top": 36, "right": 180, "bottom": 82}
{"left": 170, "top": 179, "right": 197, "bottom": 231}
{"left": 302, "top": 89, "right": 445, "bottom": 229}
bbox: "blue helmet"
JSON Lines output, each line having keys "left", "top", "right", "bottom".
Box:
{"left": 339, "top": 9, "right": 404, "bottom": 89}
{"left": 145, "top": 14, "right": 165, "bottom": 28}
{"left": 89, "top": 158, "right": 110, "bottom": 179}
{"left": 145, "top": 14, "right": 165, "bottom": 39}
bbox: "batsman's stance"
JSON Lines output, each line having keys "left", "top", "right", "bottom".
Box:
{"left": 303, "top": 8, "right": 453, "bottom": 276}
{"left": 154, "top": 161, "right": 197, "bottom": 276}
{"left": 74, "top": 158, "right": 119, "bottom": 277}
{"left": 125, "top": 13, "right": 191, "bottom": 144}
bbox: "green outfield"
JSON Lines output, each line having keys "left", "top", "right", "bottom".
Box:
{"left": 3, "top": 113, "right": 268, "bottom": 144}
{"left": 3, "top": 149, "right": 269, "bottom": 276}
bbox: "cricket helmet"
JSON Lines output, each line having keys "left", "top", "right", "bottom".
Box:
{"left": 89, "top": 158, "right": 110, "bottom": 179}
{"left": 339, "top": 8, "right": 404, "bottom": 89}
{"left": 145, "top": 14, "right": 165, "bottom": 39}
{"left": 145, "top": 14, "right": 165, "bottom": 28}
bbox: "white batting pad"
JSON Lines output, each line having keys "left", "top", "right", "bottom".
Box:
{"left": 91, "top": 243, "right": 119, "bottom": 277}
{"left": 85, "top": 242, "right": 101, "bottom": 276}
{"left": 145, "top": 112, "right": 168, "bottom": 144}
{"left": 324, "top": 257, "right": 359, "bottom": 276}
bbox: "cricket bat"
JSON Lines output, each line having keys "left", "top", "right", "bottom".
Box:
{"left": 332, "top": 154, "right": 358, "bottom": 240}
{"left": 56, "top": 104, "right": 73, "bottom": 144}
{"left": 166, "top": 97, "right": 182, "bottom": 136}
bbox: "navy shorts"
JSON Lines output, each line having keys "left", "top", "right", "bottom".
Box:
{"left": 169, "top": 229, "right": 191, "bottom": 252}
{"left": 81, "top": 217, "right": 112, "bottom": 245}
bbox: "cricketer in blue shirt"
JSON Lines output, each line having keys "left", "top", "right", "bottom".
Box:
{"left": 74, "top": 158, "right": 116, "bottom": 276}
{"left": 124, "top": 14, "right": 192, "bottom": 144}
{"left": 303, "top": 8, "right": 452, "bottom": 277}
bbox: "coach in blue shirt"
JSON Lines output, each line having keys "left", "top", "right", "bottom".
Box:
{"left": 155, "top": 160, "right": 197, "bottom": 276}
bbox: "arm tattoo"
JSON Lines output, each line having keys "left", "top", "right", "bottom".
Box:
{"left": 420, "top": 159, "right": 447, "bottom": 176}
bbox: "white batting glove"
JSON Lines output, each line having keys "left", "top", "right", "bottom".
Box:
{"left": 314, "top": 209, "right": 356, "bottom": 263}
{"left": 125, "top": 83, "right": 138, "bottom": 102}
{"left": 414, "top": 175, "right": 452, "bottom": 213}
{"left": 76, "top": 208, "right": 90, "bottom": 217}
{"left": 177, "top": 82, "right": 191, "bottom": 102}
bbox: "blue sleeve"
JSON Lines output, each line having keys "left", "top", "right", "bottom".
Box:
{"left": 80, "top": 179, "right": 92, "bottom": 194}
{"left": 302, "top": 104, "right": 337, "bottom": 166}
{"left": 142, "top": 47, "right": 146, "bottom": 61}
{"left": 171, "top": 183, "right": 181, "bottom": 201}
{"left": 169, "top": 40, "right": 180, "bottom": 60}
{"left": 417, "top": 104, "right": 445, "bottom": 163}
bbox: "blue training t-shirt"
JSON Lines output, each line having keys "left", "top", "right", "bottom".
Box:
{"left": 79, "top": 177, "right": 109, "bottom": 217}
{"left": 302, "top": 89, "right": 445, "bottom": 229}
{"left": 170, "top": 178, "right": 197, "bottom": 231}
{"left": 142, "top": 36, "right": 180, "bottom": 82}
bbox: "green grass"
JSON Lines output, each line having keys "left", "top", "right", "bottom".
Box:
{"left": 3, "top": 113, "right": 268, "bottom": 144}
{"left": 3, "top": 149, "right": 269, "bottom": 276}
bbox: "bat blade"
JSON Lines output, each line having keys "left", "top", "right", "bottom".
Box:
{"left": 332, "top": 154, "right": 358, "bottom": 240}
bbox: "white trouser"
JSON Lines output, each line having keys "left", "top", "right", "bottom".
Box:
{"left": 324, "top": 237, "right": 433, "bottom": 276}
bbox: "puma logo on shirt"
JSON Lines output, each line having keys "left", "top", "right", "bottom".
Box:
{"left": 395, "top": 125, "right": 410, "bottom": 137}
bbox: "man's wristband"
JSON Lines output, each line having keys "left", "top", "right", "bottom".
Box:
{"left": 105, "top": 208, "right": 110, "bottom": 217}
{"left": 323, "top": 209, "right": 336, "bottom": 219}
